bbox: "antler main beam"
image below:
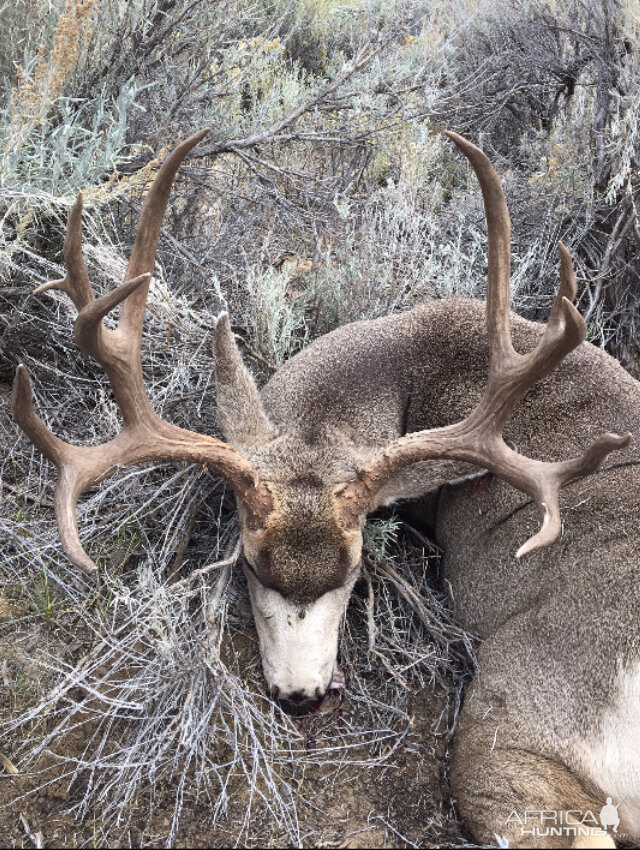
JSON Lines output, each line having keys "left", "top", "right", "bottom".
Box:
{"left": 336, "top": 131, "right": 631, "bottom": 558}
{"left": 12, "top": 130, "right": 272, "bottom": 575}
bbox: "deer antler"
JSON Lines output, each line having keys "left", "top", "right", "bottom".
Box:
{"left": 12, "top": 130, "right": 273, "bottom": 575}
{"left": 336, "top": 131, "right": 632, "bottom": 558}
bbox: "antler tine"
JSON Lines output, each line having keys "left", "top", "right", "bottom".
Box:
{"left": 12, "top": 364, "right": 68, "bottom": 468}
{"left": 444, "top": 131, "right": 514, "bottom": 364}
{"left": 335, "top": 131, "right": 632, "bottom": 558}
{"left": 68, "top": 130, "right": 208, "bottom": 417}
{"left": 12, "top": 364, "right": 98, "bottom": 574}
{"left": 467, "top": 246, "right": 587, "bottom": 437}
{"left": 74, "top": 272, "right": 151, "bottom": 366}
{"left": 118, "top": 128, "right": 209, "bottom": 338}
{"left": 35, "top": 194, "right": 94, "bottom": 309}
{"left": 515, "top": 430, "right": 632, "bottom": 558}
{"left": 13, "top": 351, "right": 273, "bottom": 574}
{"left": 443, "top": 134, "right": 587, "bottom": 431}
{"left": 13, "top": 130, "right": 275, "bottom": 576}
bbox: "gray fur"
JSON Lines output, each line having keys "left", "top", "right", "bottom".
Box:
{"left": 215, "top": 297, "right": 640, "bottom": 844}
{"left": 214, "top": 312, "right": 276, "bottom": 450}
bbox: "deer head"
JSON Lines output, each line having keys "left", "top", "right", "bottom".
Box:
{"left": 12, "top": 129, "right": 630, "bottom": 712}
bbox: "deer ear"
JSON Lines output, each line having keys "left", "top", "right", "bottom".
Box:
{"left": 374, "top": 460, "right": 485, "bottom": 506}
{"left": 335, "top": 459, "right": 484, "bottom": 531}
{"left": 214, "top": 313, "right": 277, "bottom": 450}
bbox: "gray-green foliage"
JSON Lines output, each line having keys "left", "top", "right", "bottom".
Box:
{"left": 1, "top": 0, "right": 640, "bottom": 844}
{"left": 0, "top": 76, "right": 143, "bottom": 195}
{"left": 5, "top": 0, "right": 638, "bottom": 359}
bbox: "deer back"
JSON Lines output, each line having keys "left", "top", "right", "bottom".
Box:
{"left": 429, "top": 303, "right": 640, "bottom": 636}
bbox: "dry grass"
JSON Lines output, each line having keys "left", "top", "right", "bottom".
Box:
{"left": 0, "top": 249, "right": 476, "bottom": 847}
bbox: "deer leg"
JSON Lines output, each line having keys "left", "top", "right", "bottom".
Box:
{"left": 451, "top": 680, "right": 616, "bottom": 849}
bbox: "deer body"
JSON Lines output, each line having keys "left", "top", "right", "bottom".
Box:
{"left": 252, "top": 297, "right": 640, "bottom": 845}
{"left": 444, "top": 463, "right": 640, "bottom": 847}
{"left": 13, "top": 130, "right": 637, "bottom": 846}
{"left": 435, "top": 319, "right": 640, "bottom": 847}
{"left": 422, "top": 307, "right": 640, "bottom": 846}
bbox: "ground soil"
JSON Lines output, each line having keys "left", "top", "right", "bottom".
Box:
{"left": 0, "top": 612, "right": 468, "bottom": 849}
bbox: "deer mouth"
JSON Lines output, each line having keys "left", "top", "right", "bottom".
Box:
{"left": 274, "top": 664, "right": 346, "bottom": 717}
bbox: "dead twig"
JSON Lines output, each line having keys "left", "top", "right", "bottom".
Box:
{"left": 196, "top": 40, "right": 386, "bottom": 160}
{"left": 1, "top": 482, "right": 54, "bottom": 509}
{"left": 236, "top": 334, "right": 277, "bottom": 373}
{"left": 187, "top": 536, "right": 241, "bottom": 585}
{"left": 19, "top": 813, "right": 44, "bottom": 849}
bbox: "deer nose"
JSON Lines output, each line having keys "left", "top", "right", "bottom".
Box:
{"left": 275, "top": 688, "right": 325, "bottom": 716}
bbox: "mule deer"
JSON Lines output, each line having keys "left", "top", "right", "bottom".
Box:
{"left": 13, "top": 130, "right": 638, "bottom": 846}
